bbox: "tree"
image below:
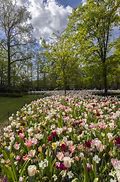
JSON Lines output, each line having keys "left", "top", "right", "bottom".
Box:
{"left": 0, "top": 0, "right": 33, "bottom": 87}
{"left": 45, "top": 36, "right": 80, "bottom": 95}
{"left": 108, "top": 38, "right": 120, "bottom": 89}
{"left": 36, "top": 51, "right": 48, "bottom": 90}
{"left": 0, "top": 45, "right": 7, "bottom": 86}
{"left": 67, "top": 0, "right": 120, "bottom": 94}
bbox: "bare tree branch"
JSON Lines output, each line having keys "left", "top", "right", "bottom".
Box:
{"left": 10, "top": 56, "right": 32, "bottom": 65}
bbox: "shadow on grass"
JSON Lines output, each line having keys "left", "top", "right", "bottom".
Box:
{"left": 0, "top": 93, "right": 49, "bottom": 130}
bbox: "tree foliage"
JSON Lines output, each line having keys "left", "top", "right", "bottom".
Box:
{"left": 66, "top": 0, "right": 120, "bottom": 94}
{"left": 44, "top": 36, "right": 80, "bottom": 94}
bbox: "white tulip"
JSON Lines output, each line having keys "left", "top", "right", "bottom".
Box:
{"left": 28, "top": 165, "right": 37, "bottom": 177}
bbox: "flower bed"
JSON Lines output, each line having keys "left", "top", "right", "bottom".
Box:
{"left": 0, "top": 95, "right": 120, "bottom": 182}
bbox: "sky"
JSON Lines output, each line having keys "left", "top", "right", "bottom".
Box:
{"left": 2, "top": 0, "right": 119, "bottom": 42}
{"left": 16, "top": 0, "right": 83, "bottom": 40}
{"left": 57, "top": 0, "right": 82, "bottom": 8}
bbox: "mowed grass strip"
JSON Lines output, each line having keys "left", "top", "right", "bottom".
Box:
{"left": 0, "top": 94, "right": 45, "bottom": 124}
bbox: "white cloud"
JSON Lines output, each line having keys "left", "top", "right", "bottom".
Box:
{"left": 17, "top": 0, "right": 72, "bottom": 40}
{"left": 82, "top": 0, "right": 86, "bottom": 5}
{"left": 16, "top": 0, "right": 29, "bottom": 6}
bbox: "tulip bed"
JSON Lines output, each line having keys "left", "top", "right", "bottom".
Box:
{"left": 0, "top": 95, "right": 120, "bottom": 182}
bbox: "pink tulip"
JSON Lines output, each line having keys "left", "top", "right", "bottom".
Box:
{"left": 25, "top": 140, "right": 32, "bottom": 148}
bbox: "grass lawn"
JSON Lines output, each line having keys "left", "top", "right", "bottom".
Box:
{"left": 0, "top": 94, "right": 45, "bottom": 124}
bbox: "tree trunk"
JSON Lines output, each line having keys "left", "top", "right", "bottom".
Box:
{"left": 7, "top": 39, "right": 11, "bottom": 88}
{"left": 63, "top": 78, "right": 67, "bottom": 96}
{"left": 102, "top": 61, "right": 108, "bottom": 95}
{"left": 64, "top": 86, "right": 67, "bottom": 96}
{"left": 63, "top": 70, "right": 67, "bottom": 96}
{"left": 37, "top": 62, "right": 40, "bottom": 89}
{"left": 43, "top": 72, "right": 46, "bottom": 90}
